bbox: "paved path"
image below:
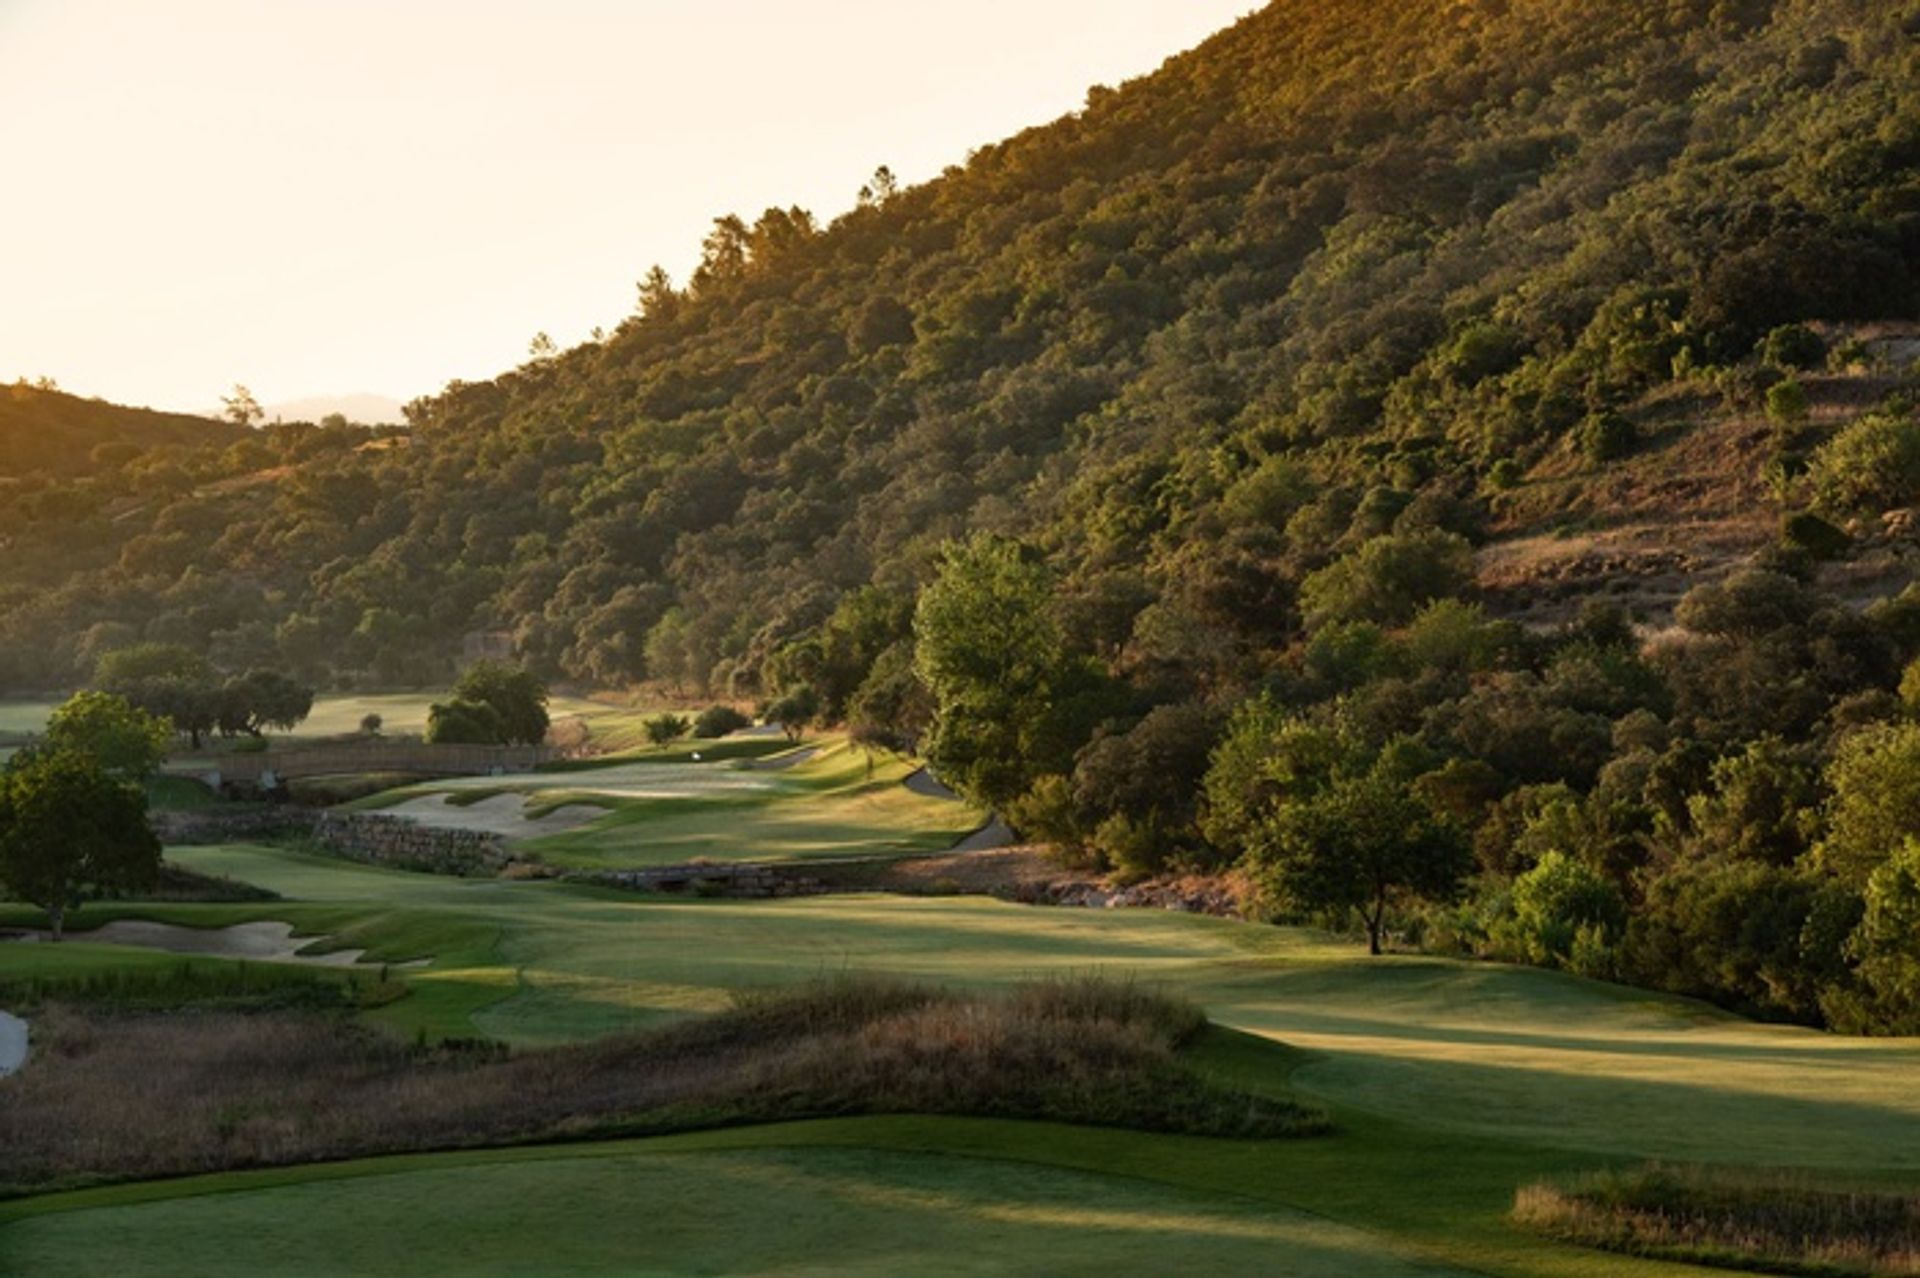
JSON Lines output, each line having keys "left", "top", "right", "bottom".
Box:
{"left": 0, "top": 1010, "right": 26, "bottom": 1077}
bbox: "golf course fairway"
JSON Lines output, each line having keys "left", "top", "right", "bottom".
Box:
{"left": 3, "top": 841, "right": 1916, "bottom": 1275}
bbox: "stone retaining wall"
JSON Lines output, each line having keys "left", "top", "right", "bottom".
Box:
{"left": 151, "top": 807, "right": 320, "bottom": 845}
{"left": 578, "top": 862, "right": 822, "bottom": 899}
{"left": 312, "top": 812, "right": 509, "bottom": 878}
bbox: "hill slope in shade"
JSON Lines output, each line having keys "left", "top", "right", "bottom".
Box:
{"left": 0, "top": 384, "right": 244, "bottom": 480}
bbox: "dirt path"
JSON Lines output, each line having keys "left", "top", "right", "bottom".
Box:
{"left": 902, "top": 767, "right": 961, "bottom": 800}
{"left": 0, "top": 1010, "right": 25, "bottom": 1077}
{"left": 5, "top": 920, "right": 399, "bottom": 968}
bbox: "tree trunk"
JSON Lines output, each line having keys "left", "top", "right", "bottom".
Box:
{"left": 1366, "top": 886, "right": 1386, "bottom": 956}
{"left": 47, "top": 905, "right": 63, "bottom": 943}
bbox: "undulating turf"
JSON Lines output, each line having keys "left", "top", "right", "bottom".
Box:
{"left": 5, "top": 840, "right": 1918, "bottom": 1275}
{"left": 360, "top": 738, "right": 989, "bottom": 868}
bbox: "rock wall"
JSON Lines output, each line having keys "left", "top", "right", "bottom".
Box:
{"left": 312, "top": 812, "right": 509, "bottom": 877}
{"left": 579, "top": 862, "right": 821, "bottom": 899}
{"left": 151, "top": 808, "right": 319, "bottom": 845}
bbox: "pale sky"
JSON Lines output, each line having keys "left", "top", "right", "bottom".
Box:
{"left": 0, "top": 1, "right": 1254, "bottom": 418}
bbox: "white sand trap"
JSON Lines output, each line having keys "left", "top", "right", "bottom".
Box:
{"left": 387, "top": 792, "right": 606, "bottom": 839}
{"left": 6, "top": 920, "right": 380, "bottom": 967}
{"left": 0, "top": 1010, "right": 26, "bottom": 1077}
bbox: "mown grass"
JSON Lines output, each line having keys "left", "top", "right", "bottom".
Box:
{"left": 351, "top": 738, "right": 985, "bottom": 867}
{"left": 1515, "top": 1163, "right": 1920, "bottom": 1276}
{"left": 8, "top": 843, "right": 1920, "bottom": 1276}
{"left": 0, "top": 1142, "right": 1447, "bottom": 1278}
{"left": 0, "top": 977, "right": 1314, "bottom": 1199}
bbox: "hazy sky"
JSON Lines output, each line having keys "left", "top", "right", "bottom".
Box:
{"left": 0, "top": 1, "right": 1253, "bottom": 417}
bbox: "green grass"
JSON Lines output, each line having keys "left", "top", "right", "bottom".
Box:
{"left": 5, "top": 841, "right": 1919, "bottom": 1274}
{"left": 0, "top": 1141, "right": 1454, "bottom": 1278}
{"left": 357, "top": 738, "right": 987, "bottom": 869}
{"left": 0, "top": 698, "right": 59, "bottom": 738}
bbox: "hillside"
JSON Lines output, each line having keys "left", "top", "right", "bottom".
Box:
{"left": 2, "top": 0, "right": 1914, "bottom": 692}
{"left": 0, "top": 384, "right": 244, "bottom": 481}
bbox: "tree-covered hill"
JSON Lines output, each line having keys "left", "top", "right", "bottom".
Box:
{"left": 0, "top": 384, "right": 244, "bottom": 481}
{"left": 7, "top": 0, "right": 1913, "bottom": 691}
{"left": 8, "top": 0, "right": 1920, "bottom": 1030}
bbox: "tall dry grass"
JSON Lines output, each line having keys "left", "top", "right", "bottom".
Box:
{"left": 1514, "top": 1163, "right": 1920, "bottom": 1277}
{"left": 0, "top": 976, "right": 1322, "bottom": 1197}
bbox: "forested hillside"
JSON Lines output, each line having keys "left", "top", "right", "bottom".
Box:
{"left": 0, "top": 384, "right": 243, "bottom": 481}
{"left": 8, "top": 0, "right": 1920, "bottom": 1025}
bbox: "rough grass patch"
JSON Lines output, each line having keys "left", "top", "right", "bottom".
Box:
{"left": 0, "top": 977, "right": 1323, "bottom": 1197}
{"left": 1514, "top": 1163, "right": 1920, "bottom": 1276}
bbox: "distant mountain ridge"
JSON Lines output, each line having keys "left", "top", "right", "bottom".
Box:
{"left": 263, "top": 393, "right": 405, "bottom": 426}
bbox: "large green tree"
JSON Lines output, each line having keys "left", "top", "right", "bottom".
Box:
{"left": 43, "top": 691, "right": 171, "bottom": 781}
{"left": 914, "top": 535, "right": 1086, "bottom": 808}
{"left": 0, "top": 750, "right": 159, "bottom": 938}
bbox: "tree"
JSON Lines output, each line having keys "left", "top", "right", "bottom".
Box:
{"left": 221, "top": 669, "right": 315, "bottom": 736}
{"left": 93, "top": 643, "right": 222, "bottom": 749}
{"left": 1850, "top": 838, "right": 1920, "bottom": 1032}
{"left": 635, "top": 265, "right": 681, "bottom": 322}
{"left": 446, "top": 661, "right": 550, "bottom": 745}
{"left": 0, "top": 750, "right": 159, "bottom": 938}
{"left": 1249, "top": 766, "right": 1470, "bottom": 955}
{"left": 857, "top": 165, "right": 899, "bottom": 207}
{"left": 765, "top": 685, "right": 820, "bottom": 743}
{"left": 1817, "top": 723, "right": 1920, "bottom": 885}
{"left": 360, "top": 713, "right": 384, "bottom": 736}
{"left": 915, "top": 535, "right": 1078, "bottom": 807}
{"left": 1297, "top": 531, "right": 1476, "bottom": 629}
{"left": 692, "top": 705, "right": 751, "bottom": 739}
{"left": 221, "top": 384, "right": 264, "bottom": 428}
{"left": 43, "top": 691, "right": 170, "bottom": 781}
{"left": 424, "top": 698, "right": 505, "bottom": 745}
{"left": 643, "top": 713, "right": 690, "bottom": 746}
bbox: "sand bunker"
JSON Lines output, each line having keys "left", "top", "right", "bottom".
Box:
{"left": 6, "top": 920, "right": 390, "bottom": 968}
{"left": 950, "top": 816, "right": 1016, "bottom": 852}
{"left": 387, "top": 793, "right": 608, "bottom": 839}
{"left": 0, "top": 1011, "right": 25, "bottom": 1077}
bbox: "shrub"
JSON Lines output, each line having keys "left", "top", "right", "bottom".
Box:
{"left": 359, "top": 712, "right": 383, "bottom": 736}
{"left": 691, "top": 705, "right": 751, "bottom": 739}
{"left": 1782, "top": 510, "right": 1852, "bottom": 560}
{"left": 1760, "top": 323, "right": 1828, "bottom": 371}
{"left": 1486, "top": 457, "right": 1524, "bottom": 490}
{"left": 1818, "top": 722, "right": 1920, "bottom": 885}
{"left": 1509, "top": 851, "right": 1626, "bottom": 967}
{"left": 643, "top": 713, "right": 691, "bottom": 746}
{"left": 1806, "top": 410, "right": 1920, "bottom": 515}
{"left": 1579, "top": 411, "right": 1636, "bottom": 463}
{"left": 1764, "top": 378, "right": 1809, "bottom": 428}
{"left": 1297, "top": 530, "right": 1476, "bottom": 629}
{"left": 1515, "top": 1162, "right": 1920, "bottom": 1276}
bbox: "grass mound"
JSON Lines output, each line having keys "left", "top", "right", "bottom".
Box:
{"left": 0, "top": 977, "right": 1321, "bottom": 1197}
{"left": 1514, "top": 1163, "right": 1920, "bottom": 1276}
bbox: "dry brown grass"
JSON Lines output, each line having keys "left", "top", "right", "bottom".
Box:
{"left": 1514, "top": 1163, "right": 1920, "bottom": 1276}
{"left": 0, "top": 977, "right": 1322, "bottom": 1197}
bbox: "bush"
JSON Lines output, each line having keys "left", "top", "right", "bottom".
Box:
{"left": 643, "top": 713, "right": 690, "bottom": 746}
{"left": 1297, "top": 530, "right": 1476, "bottom": 629}
{"left": 1760, "top": 323, "right": 1827, "bottom": 371}
{"left": 691, "top": 705, "right": 751, "bottom": 739}
{"left": 1806, "top": 409, "right": 1920, "bottom": 515}
{"left": 1486, "top": 457, "right": 1524, "bottom": 490}
{"left": 1578, "top": 411, "right": 1636, "bottom": 463}
{"left": 1781, "top": 511, "right": 1852, "bottom": 560}
{"left": 424, "top": 698, "right": 504, "bottom": 745}
{"left": 1508, "top": 851, "right": 1626, "bottom": 967}
{"left": 1764, "top": 378, "right": 1809, "bottom": 428}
